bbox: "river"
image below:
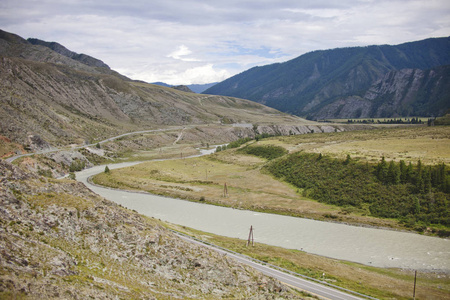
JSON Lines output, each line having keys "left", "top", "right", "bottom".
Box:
{"left": 76, "top": 149, "right": 449, "bottom": 272}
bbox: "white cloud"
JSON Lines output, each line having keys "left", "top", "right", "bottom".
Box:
{"left": 119, "top": 63, "right": 230, "bottom": 85}
{"left": 0, "top": 0, "right": 449, "bottom": 84}
{"left": 167, "top": 45, "right": 200, "bottom": 62}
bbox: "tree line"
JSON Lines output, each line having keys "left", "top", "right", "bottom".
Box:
{"left": 347, "top": 117, "right": 424, "bottom": 124}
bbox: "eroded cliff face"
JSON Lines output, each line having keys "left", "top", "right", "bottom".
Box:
{"left": 315, "top": 66, "right": 450, "bottom": 119}
{"left": 0, "top": 160, "right": 300, "bottom": 299}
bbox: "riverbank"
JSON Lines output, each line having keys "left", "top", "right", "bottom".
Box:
{"left": 76, "top": 162, "right": 450, "bottom": 299}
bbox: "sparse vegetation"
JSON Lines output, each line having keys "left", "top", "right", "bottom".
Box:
{"left": 69, "top": 159, "right": 86, "bottom": 172}
{"left": 2, "top": 29, "right": 450, "bottom": 300}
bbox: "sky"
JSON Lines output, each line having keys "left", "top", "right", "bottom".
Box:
{"left": 1, "top": 0, "right": 449, "bottom": 85}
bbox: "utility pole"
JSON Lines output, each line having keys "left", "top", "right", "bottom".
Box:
{"left": 247, "top": 225, "right": 254, "bottom": 247}
{"left": 413, "top": 270, "right": 417, "bottom": 299}
{"left": 223, "top": 182, "right": 228, "bottom": 197}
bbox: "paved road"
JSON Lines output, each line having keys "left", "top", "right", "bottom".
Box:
{"left": 174, "top": 232, "right": 374, "bottom": 300}
{"left": 5, "top": 127, "right": 185, "bottom": 163}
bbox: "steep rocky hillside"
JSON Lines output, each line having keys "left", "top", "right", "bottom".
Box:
{"left": 0, "top": 160, "right": 301, "bottom": 299}
{"left": 0, "top": 29, "right": 305, "bottom": 150}
{"left": 204, "top": 37, "right": 450, "bottom": 119}
{"left": 315, "top": 66, "right": 450, "bottom": 119}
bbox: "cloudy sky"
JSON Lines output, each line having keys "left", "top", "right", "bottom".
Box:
{"left": 1, "top": 0, "right": 449, "bottom": 85}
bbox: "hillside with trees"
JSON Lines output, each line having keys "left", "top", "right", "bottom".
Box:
{"left": 205, "top": 37, "right": 450, "bottom": 119}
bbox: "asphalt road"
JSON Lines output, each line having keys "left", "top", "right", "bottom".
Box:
{"left": 173, "top": 232, "right": 373, "bottom": 300}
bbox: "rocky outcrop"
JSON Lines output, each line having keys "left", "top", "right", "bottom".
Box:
{"left": 0, "top": 160, "right": 301, "bottom": 299}
{"left": 172, "top": 85, "right": 194, "bottom": 93}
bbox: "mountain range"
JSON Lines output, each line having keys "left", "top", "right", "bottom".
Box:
{"left": 0, "top": 29, "right": 303, "bottom": 149}
{"left": 204, "top": 37, "right": 450, "bottom": 119}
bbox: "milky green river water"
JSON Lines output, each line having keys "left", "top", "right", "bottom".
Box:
{"left": 76, "top": 150, "right": 449, "bottom": 272}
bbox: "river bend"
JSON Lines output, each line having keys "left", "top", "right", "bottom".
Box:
{"left": 76, "top": 156, "right": 449, "bottom": 272}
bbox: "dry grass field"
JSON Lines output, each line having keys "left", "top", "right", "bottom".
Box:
{"left": 274, "top": 125, "right": 450, "bottom": 164}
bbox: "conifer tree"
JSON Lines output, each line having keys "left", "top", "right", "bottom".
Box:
{"left": 424, "top": 166, "right": 432, "bottom": 193}
{"left": 406, "top": 162, "right": 414, "bottom": 183}
{"left": 344, "top": 154, "right": 351, "bottom": 165}
{"left": 399, "top": 160, "right": 407, "bottom": 183}
{"left": 415, "top": 160, "right": 424, "bottom": 192}
{"left": 376, "top": 157, "right": 388, "bottom": 183}
{"left": 387, "top": 160, "right": 400, "bottom": 185}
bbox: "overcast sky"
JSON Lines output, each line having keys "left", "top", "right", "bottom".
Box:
{"left": 1, "top": 0, "right": 449, "bottom": 85}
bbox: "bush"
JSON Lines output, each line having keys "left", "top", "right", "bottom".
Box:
{"left": 69, "top": 160, "right": 86, "bottom": 172}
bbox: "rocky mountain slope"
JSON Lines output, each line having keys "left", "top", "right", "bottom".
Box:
{"left": 315, "top": 66, "right": 450, "bottom": 119}
{"left": 204, "top": 37, "right": 450, "bottom": 119}
{"left": 0, "top": 29, "right": 304, "bottom": 150}
{"left": 0, "top": 159, "right": 301, "bottom": 299}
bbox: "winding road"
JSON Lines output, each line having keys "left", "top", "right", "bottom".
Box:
{"left": 173, "top": 231, "right": 372, "bottom": 300}
{"left": 5, "top": 127, "right": 185, "bottom": 163}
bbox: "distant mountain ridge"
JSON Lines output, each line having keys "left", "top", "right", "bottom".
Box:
{"left": 153, "top": 82, "right": 217, "bottom": 93}
{"left": 204, "top": 37, "right": 450, "bottom": 119}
